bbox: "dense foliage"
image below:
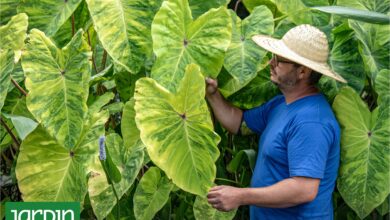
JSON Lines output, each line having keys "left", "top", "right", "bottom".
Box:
{"left": 0, "top": 0, "right": 389, "bottom": 219}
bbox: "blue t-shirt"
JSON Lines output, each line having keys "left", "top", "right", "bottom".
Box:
{"left": 243, "top": 94, "right": 340, "bottom": 220}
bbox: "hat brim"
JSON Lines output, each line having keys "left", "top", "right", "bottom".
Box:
{"left": 252, "top": 35, "right": 347, "bottom": 83}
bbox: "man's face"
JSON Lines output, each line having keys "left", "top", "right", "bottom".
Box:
{"left": 269, "top": 54, "right": 301, "bottom": 89}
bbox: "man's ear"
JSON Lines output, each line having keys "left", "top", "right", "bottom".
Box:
{"left": 298, "top": 66, "right": 312, "bottom": 80}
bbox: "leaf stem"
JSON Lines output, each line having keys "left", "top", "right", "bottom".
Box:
{"left": 101, "top": 50, "right": 107, "bottom": 72}
{"left": 0, "top": 117, "right": 20, "bottom": 148}
{"left": 71, "top": 14, "right": 75, "bottom": 36}
{"left": 11, "top": 77, "right": 27, "bottom": 96}
{"left": 87, "top": 29, "right": 98, "bottom": 74}
{"left": 234, "top": 0, "right": 241, "bottom": 13}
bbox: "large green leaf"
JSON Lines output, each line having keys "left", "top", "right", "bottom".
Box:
{"left": 51, "top": 0, "right": 92, "bottom": 48}
{"left": 328, "top": 23, "right": 365, "bottom": 93}
{"left": 16, "top": 110, "right": 109, "bottom": 201}
{"left": 22, "top": 29, "right": 91, "bottom": 149}
{"left": 86, "top": 0, "right": 163, "bottom": 73}
{"left": 0, "top": 13, "right": 28, "bottom": 53}
{"left": 188, "top": 0, "right": 229, "bottom": 19}
{"left": 88, "top": 133, "right": 144, "bottom": 220}
{"left": 375, "top": 69, "right": 390, "bottom": 106}
{"left": 193, "top": 195, "right": 236, "bottom": 220}
{"left": 0, "top": 0, "right": 19, "bottom": 25}
{"left": 0, "top": 50, "right": 14, "bottom": 112}
{"left": 273, "top": 0, "right": 329, "bottom": 26}
{"left": 333, "top": 87, "right": 390, "bottom": 219}
{"left": 122, "top": 99, "right": 145, "bottom": 153}
{"left": 227, "top": 69, "right": 279, "bottom": 109}
{"left": 135, "top": 64, "right": 220, "bottom": 196}
{"left": 17, "top": 0, "right": 82, "bottom": 36}
{"left": 220, "top": 6, "right": 273, "bottom": 97}
{"left": 312, "top": 6, "right": 390, "bottom": 24}
{"left": 151, "top": 0, "right": 232, "bottom": 92}
{"left": 348, "top": 21, "right": 390, "bottom": 79}
{"left": 133, "top": 167, "right": 173, "bottom": 220}
{"left": 337, "top": 0, "right": 390, "bottom": 14}
{"left": 242, "top": 0, "right": 283, "bottom": 17}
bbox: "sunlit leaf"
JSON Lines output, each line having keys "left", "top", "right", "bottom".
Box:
{"left": 88, "top": 133, "right": 144, "bottom": 220}
{"left": 86, "top": 0, "right": 164, "bottom": 73}
{"left": 18, "top": 0, "right": 82, "bottom": 36}
{"left": 22, "top": 29, "right": 91, "bottom": 149}
{"left": 0, "top": 50, "right": 14, "bottom": 112}
{"left": 16, "top": 110, "right": 109, "bottom": 201}
{"left": 333, "top": 87, "right": 390, "bottom": 219}
{"left": 135, "top": 64, "right": 220, "bottom": 196}
{"left": 151, "top": 0, "right": 231, "bottom": 92}
{"left": 188, "top": 0, "right": 229, "bottom": 19}
{"left": 133, "top": 167, "right": 173, "bottom": 220}
{"left": 273, "top": 0, "right": 329, "bottom": 26}
{"left": 193, "top": 195, "right": 236, "bottom": 220}
{"left": 220, "top": 6, "right": 273, "bottom": 97}
{"left": 348, "top": 21, "right": 390, "bottom": 79}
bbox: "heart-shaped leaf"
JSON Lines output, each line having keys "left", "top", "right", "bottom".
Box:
{"left": 327, "top": 23, "right": 365, "bottom": 94}
{"left": 348, "top": 21, "right": 390, "bottom": 79}
{"left": 220, "top": 6, "right": 273, "bottom": 97}
{"left": 333, "top": 87, "right": 390, "bottom": 219}
{"left": 273, "top": 0, "right": 329, "bottom": 26}
{"left": 0, "top": 13, "right": 28, "bottom": 53}
{"left": 188, "top": 0, "right": 229, "bottom": 19}
{"left": 133, "top": 167, "right": 173, "bottom": 220}
{"left": 88, "top": 133, "right": 144, "bottom": 220}
{"left": 16, "top": 110, "right": 109, "bottom": 202}
{"left": 0, "top": 50, "right": 14, "bottom": 112}
{"left": 22, "top": 29, "right": 91, "bottom": 149}
{"left": 18, "top": 0, "right": 82, "bottom": 36}
{"left": 86, "top": 0, "right": 164, "bottom": 73}
{"left": 151, "top": 0, "right": 232, "bottom": 92}
{"left": 135, "top": 64, "right": 220, "bottom": 196}
{"left": 193, "top": 195, "right": 236, "bottom": 220}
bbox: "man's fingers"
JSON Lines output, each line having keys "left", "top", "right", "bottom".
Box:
{"left": 207, "top": 198, "right": 220, "bottom": 204}
{"left": 209, "top": 185, "right": 224, "bottom": 191}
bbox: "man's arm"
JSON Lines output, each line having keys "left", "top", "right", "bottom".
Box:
{"left": 206, "top": 78, "right": 243, "bottom": 134}
{"left": 207, "top": 177, "right": 320, "bottom": 211}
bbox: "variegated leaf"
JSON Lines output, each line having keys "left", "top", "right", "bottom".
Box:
{"left": 220, "top": 6, "right": 273, "bottom": 97}
{"left": 16, "top": 110, "right": 109, "bottom": 201}
{"left": 151, "top": 0, "right": 232, "bottom": 92}
{"left": 333, "top": 87, "right": 390, "bottom": 219}
{"left": 86, "top": 0, "right": 164, "bottom": 73}
{"left": 22, "top": 29, "right": 91, "bottom": 149}
{"left": 18, "top": 0, "right": 82, "bottom": 36}
{"left": 135, "top": 64, "right": 220, "bottom": 196}
{"left": 133, "top": 167, "right": 173, "bottom": 220}
{"left": 88, "top": 133, "right": 144, "bottom": 220}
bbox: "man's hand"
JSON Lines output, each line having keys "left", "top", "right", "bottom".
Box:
{"left": 205, "top": 77, "right": 218, "bottom": 97}
{"left": 207, "top": 185, "right": 242, "bottom": 212}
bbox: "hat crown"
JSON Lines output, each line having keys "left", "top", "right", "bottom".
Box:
{"left": 282, "top": 24, "right": 329, "bottom": 62}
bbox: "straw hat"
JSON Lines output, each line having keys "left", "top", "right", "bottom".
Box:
{"left": 252, "top": 24, "right": 347, "bottom": 83}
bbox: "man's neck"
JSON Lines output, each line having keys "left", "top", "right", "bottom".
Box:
{"left": 280, "top": 84, "right": 319, "bottom": 104}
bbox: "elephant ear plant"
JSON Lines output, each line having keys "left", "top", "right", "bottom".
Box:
{"left": 0, "top": 0, "right": 389, "bottom": 219}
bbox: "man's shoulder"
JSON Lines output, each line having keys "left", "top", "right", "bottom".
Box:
{"left": 292, "top": 94, "right": 338, "bottom": 125}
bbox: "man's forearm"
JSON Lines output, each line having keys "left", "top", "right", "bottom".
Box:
{"left": 238, "top": 178, "right": 318, "bottom": 208}
{"left": 206, "top": 91, "right": 243, "bottom": 134}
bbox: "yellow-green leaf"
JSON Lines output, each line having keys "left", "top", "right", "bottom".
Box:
{"left": 135, "top": 64, "right": 220, "bottom": 196}
{"left": 151, "top": 0, "right": 232, "bottom": 92}
{"left": 22, "top": 29, "right": 91, "bottom": 149}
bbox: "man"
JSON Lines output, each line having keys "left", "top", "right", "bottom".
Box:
{"left": 206, "top": 24, "right": 347, "bottom": 219}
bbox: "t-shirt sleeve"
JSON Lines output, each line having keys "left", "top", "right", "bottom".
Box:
{"left": 243, "top": 96, "right": 283, "bottom": 135}
{"left": 287, "top": 122, "right": 334, "bottom": 179}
